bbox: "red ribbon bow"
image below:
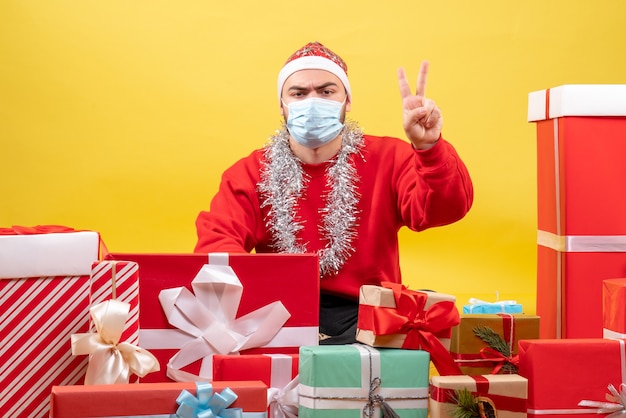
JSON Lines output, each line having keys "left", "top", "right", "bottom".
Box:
{"left": 478, "top": 347, "right": 520, "bottom": 374}
{"left": 358, "top": 282, "right": 462, "bottom": 375}
{"left": 0, "top": 225, "right": 76, "bottom": 235}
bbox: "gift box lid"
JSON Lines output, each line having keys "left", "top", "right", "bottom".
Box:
{"left": 0, "top": 230, "right": 100, "bottom": 278}
{"left": 528, "top": 84, "right": 626, "bottom": 122}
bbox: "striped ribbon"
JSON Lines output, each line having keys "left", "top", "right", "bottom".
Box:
{"left": 90, "top": 260, "right": 140, "bottom": 344}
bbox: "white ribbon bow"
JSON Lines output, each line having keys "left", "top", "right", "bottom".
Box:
{"left": 268, "top": 375, "right": 300, "bottom": 418}
{"left": 579, "top": 384, "right": 626, "bottom": 418}
{"left": 468, "top": 297, "right": 518, "bottom": 306}
{"left": 71, "top": 299, "right": 160, "bottom": 384}
{"left": 159, "top": 263, "right": 291, "bottom": 381}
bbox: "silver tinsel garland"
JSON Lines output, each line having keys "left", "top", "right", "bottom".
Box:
{"left": 258, "top": 121, "right": 364, "bottom": 278}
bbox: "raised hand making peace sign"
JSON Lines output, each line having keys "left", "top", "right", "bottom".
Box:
{"left": 398, "top": 61, "right": 442, "bottom": 149}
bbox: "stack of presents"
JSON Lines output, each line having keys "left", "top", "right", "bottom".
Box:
{"left": 2, "top": 84, "right": 626, "bottom": 418}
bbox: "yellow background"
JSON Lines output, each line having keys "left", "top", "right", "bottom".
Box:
{"left": 2, "top": 1, "right": 626, "bottom": 314}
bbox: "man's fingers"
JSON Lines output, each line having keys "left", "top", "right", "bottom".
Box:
{"left": 416, "top": 61, "right": 429, "bottom": 98}
{"left": 398, "top": 67, "right": 412, "bottom": 99}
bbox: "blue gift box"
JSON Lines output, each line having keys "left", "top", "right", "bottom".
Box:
{"left": 462, "top": 298, "right": 523, "bottom": 314}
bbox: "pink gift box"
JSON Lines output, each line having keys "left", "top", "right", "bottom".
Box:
{"left": 105, "top": 252, "right": 320, "bottom": 382}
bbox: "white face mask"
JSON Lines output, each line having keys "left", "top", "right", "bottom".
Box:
{"left": 283, "top": 97, "right": 345, "bottom": 149}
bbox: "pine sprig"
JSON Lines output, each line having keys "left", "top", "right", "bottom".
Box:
{"left": 472, "top": 325, "right": 510, "bottom": 356}
{"left": 472, "top": 324, "right": 518, "bottom": 373}
{"left": 451, "top": 388, "right": 480, "bottom": 418}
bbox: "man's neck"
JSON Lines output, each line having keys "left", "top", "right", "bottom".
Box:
{"left": 289, "top": 135, "right": 342, "bottom": 164}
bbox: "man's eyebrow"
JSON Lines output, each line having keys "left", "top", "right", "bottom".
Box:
{"left": 313, "top": 82, "right": 339, "bottom": 90}
{"left": 287, "top": 85, "right": 309, "bottom": 92}
{"left": 287, "top": 81, "right": 339, "bottom": 92}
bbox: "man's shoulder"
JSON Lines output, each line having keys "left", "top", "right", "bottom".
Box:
{"left": 362, "top": 133, "right": 413, "bottom": 155}
{"left": 222, "top": 148, "right": 266, "bottom": 180}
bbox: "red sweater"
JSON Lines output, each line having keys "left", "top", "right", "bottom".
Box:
{"left": 195, "top": 135, "right": 473, "bottom": 300}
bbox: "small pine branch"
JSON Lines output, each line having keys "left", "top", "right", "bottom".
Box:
{"left": 451, "top": 388, "right": 480, "bottom": 418}
{"left": 501, "top": 362, "right": 518, "bottom": 374}
{"left": 473, "top": 324, "right": 519, "bottom": 373}
{"left": 473, "top": 325, "right": 510, "bottom": 357}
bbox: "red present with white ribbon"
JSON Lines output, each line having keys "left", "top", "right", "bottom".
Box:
{"left": 355, "top": 282, "right": 462, "bottom": 376}
{"left": 519, "top": 338, "right": 626, "bottom": 417}
{"left": 213, "top": 353, "right": 299, "bottom": 418}
{"left": 105, "top": 252, "right": 320, "bottom": 382}
{"left": 528, "top": 85, "right": 626, "bottom": 339}
{"left": 0, "top": 233, "right": 138, "bottom": 417}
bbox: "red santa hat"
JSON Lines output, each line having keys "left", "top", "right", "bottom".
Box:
{"left": 277, "top": 41, "right": 351, "bottom": 103}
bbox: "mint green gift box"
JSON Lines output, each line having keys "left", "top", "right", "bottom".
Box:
{"left": 298, "top": 344, "right": 429, "bottom": 418}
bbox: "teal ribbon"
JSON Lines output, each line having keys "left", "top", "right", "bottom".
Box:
{"left": 176, "top": 382, "right": 243, "bottom": 418}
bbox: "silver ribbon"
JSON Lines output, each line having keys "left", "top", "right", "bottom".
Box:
{"left": 579, "top": 384, "right": 626, "bottom": 418}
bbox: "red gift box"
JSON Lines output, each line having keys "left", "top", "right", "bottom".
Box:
{"left": 213, "top": 353, "right": 299, "bottom": 417}
{"left": 528, "top": 85, "right": 626, "bottom": 338}
{"left": 603, "top": 278, "right": 626, "bottom": 338}
{"left": 49, "top": 380, "right": 267, "bottom": 417}
{"left": 519, "top": 338, "right": 626, "bottom": 417}
{"left": 0, "top": 259, "right": 139, "bottom": 416}
{"left": 105, "top": 252, "right": 320, "bottom": 382}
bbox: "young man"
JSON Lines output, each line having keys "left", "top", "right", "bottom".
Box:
{"left": 195, "top": 41, "right": 473, "bottom": 344}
